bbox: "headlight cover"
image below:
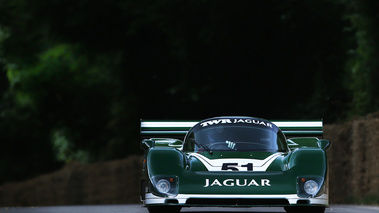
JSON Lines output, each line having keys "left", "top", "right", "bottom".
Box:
{"left": 150, "top": 176, "right": 179, "bottom": 197}
{"left": 297, "top": 176, "right": 324, "bottom": 198}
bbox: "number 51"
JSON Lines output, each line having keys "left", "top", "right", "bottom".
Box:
{"left": 221, "top": 163, "right": 253, "bottom": 171}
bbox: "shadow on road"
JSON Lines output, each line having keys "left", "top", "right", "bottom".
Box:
{"left": 182, "top": 212, "right": 285, "bottom": 213}
{"left": 180, "top": 207, "right": 286, "bottom": 213}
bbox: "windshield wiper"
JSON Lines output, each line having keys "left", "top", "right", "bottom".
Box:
{"left": 190, "top": 138, "right": 213, "bottom": 154}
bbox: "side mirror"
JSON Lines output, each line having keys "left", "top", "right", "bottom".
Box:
{"left": 286, "top": 139, "right": 299, "bottom": 151}
{"left": 318, "top": 139, "right": 331, "bottom": 150}
{"left": 141, "top": 139, "right": 155, "bottom": 151}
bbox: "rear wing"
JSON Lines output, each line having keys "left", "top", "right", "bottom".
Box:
{"left": 140, "top": 119, "right": 323, "bottom": 139}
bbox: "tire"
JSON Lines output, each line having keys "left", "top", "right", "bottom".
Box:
{"left": 284, "top": 206, "right": 325, "bottom": 213}
{"left": 147, "top": 206, "right": 182, "bottom": 213}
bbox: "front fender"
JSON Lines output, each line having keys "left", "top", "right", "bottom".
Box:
{"left": 145, "top": 147, "right": 187, "bottom": 197}
{"left": 287, "top": 148, "right": 327, "bottom": 176}
{"left": 285, "top": 148, "right": 328, "bottom": 198}
{"left": 147, "top": 147, "right": 187, "bottom": 177}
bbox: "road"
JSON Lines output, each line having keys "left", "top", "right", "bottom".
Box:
{"left": 0, "top": 205, "right": 378, "bottom": 213}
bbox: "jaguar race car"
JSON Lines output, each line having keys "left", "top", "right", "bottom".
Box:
{"left": 140, "top": 116, "right": 330, "bottom": 213}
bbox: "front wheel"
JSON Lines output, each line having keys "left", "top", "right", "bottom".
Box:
{"left": 284, "top": 206, "right": 325, "bottom": 213}
{"left": 147, "top": 206, "right": 182, "bottom": 213}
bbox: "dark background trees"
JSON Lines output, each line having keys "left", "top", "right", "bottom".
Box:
{"left": 0, "top": 0, "right": 377, "bottom": 184}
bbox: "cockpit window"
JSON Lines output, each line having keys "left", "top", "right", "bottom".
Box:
{"left": 183, "top": 119, "right": 287, "bottom": 152}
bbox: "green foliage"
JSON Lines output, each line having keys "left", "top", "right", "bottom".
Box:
{"left": 0, "top": 42, "right": 138, "bottom": 183}
{"left": 51, "top": 129, "right": 90, "bottom": 163}
{"left": 8, "top": 43, "right": 134, "bottom": 161}
{"left": 344, "top": 0, "right": 379, "bottom": 116}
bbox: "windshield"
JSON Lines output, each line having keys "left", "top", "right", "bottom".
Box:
{"left": 183, "top": 118, "right": 287, "bottom": 152}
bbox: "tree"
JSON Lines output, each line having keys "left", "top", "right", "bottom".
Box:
{"left": 343, "top": 0, "right": 379, "bottom": 116}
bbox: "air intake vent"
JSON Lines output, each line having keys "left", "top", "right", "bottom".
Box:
{"left": 165, "top": 199, "right": 179, "bottom": 204}
{"left": 186, "top": 198, "right": 289, "bottom": 206}
{"left": 297, "top": 199, "right": 310, "bottom": 204}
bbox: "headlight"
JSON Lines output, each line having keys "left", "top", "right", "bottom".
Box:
{"left": 304, "top": 180, "right": 318, "bottom": 195}
{"left": 150, "top": 176, "right": 179, "bottom": 197}
{"left": 156, "top": 179, "right": 171, "bottom": 194}
{"left": 297, "top": 176, "right": 323, "bottom": 198}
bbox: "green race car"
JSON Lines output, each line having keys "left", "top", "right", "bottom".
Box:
{"left": 140, "top": 116, "right": 330, "bottom": 213}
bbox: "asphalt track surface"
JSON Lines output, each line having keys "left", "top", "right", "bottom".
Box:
{"left": 0, "top": 205, "right": 378, "bottom": 213}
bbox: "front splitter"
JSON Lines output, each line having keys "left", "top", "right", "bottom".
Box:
{"left": 144, "top": 193, "right": 328, "bottom": 207}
